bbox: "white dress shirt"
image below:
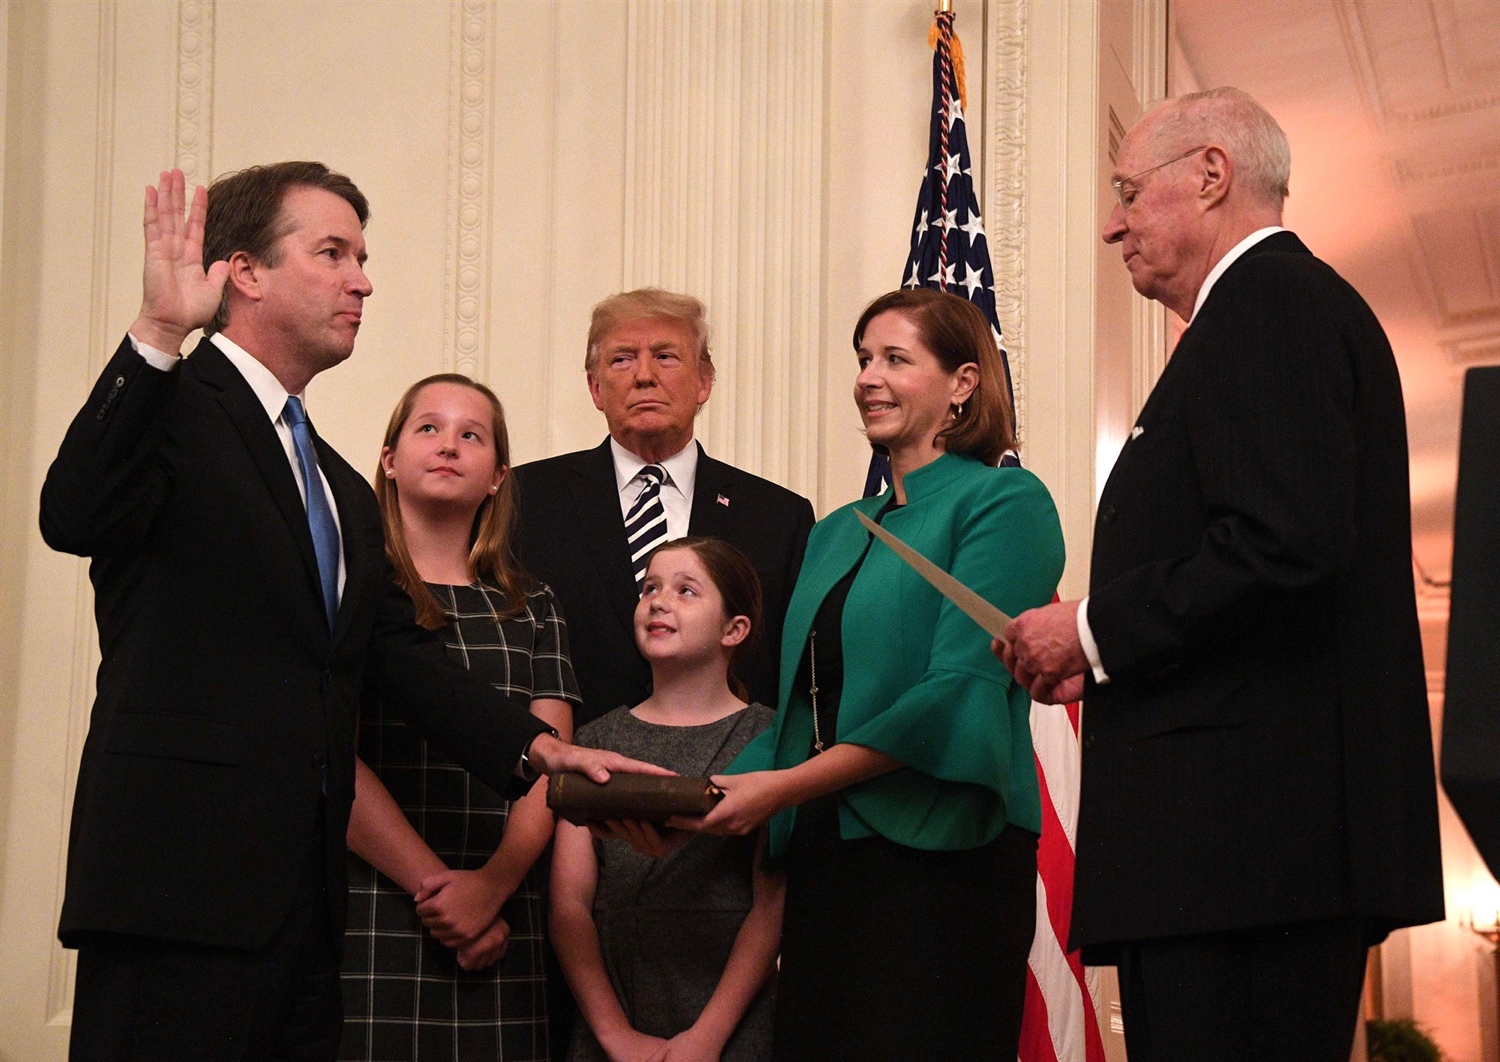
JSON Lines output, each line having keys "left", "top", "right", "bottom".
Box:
{"left": 129, "top": 331, "right": 346, "bottom": 602}
{"left": 1077, "top": 225, "right": 1286, "bottom": 684}
{"left": 610, "top": 436, "right": 697, "bottom": 542}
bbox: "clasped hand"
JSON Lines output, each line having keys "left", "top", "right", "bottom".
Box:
{"left": 414, "top": 869, "right": 511, "bottom": 971}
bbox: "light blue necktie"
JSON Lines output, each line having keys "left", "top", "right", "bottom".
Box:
{"left": 282, "top": 396, "right": 340, "bottom": 628}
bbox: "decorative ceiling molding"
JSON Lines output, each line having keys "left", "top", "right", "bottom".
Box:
{"left": 1444, "top": 332, "right": 1500, "bottom": 368}
{"left": 1408, "top": 204, "right": 1500, "bottom": 329}
{"left": 1335, "top": 0, "right": 1500, "bottom": 129}
{"left": 1392, "top": 142, "right": 1500, "bottom": 190}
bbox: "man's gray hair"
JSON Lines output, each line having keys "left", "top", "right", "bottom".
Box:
{"left": 1145, "top": 86, "right": 1290, "bottom": 204}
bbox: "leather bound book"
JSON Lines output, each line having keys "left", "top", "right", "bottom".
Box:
{"left": 547, "top": 772, "right": 723, "bottom": 825}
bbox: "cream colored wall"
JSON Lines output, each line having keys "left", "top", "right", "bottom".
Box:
{"left": 0, "top": 1, "right": 1114, "bottom": 1056}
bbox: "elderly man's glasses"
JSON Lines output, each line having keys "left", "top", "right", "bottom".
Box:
{"left": 1110, "top": 146, "right": 1208, "bottom": 211}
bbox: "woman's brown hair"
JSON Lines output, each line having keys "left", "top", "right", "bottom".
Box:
{"left": 643, "top": 537, "right": 763, "bottom": 702}
{"left": 375, "top": 374, "right": 526, "bottom": 629}
{"left": 852, "top": 288, "right": 1016, "bottom": 465}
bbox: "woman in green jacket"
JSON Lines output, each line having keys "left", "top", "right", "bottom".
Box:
{"left": 680, "top": 288, "right": 1065, "bottom": 1060}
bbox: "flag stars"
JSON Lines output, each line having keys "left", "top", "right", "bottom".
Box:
{"left": 915, "top": 208, "right": 930, "bottom": 240}
{"left": 948, "top": 98, "right": 965, "bottom": 131}
{"left": 959, "top": 212, "right": 986, "bottom": 244}
{"left": 937, "top": 207, "right": 958, "bottom": 235}
{"left": 929, "top": 262, "right": 956, "bottom": 288}
{"left": 961, "top": 261, "right": 986, "bottom": 299}
{"left": 904, "top": 259, "right": 923, "bottom": 289}
{"left": 941, "top": 151, "right": 963, "bottom": 183}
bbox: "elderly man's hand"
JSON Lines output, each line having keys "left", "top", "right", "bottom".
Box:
{"left": 995, "top": 598, "right": 1090, "bottom": 704}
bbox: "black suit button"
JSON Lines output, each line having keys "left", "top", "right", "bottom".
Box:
{"left": 312, "top": 751, "right": 328, "bottom": 770}
{"left": 114, "top": 375, "right": 125, "bottom": 387}
{"left": 1083, "top": 733, "right": 1096, "bottom": 749}
{"left": 1100, "top": 505, "right": 1117, "bottom": 524}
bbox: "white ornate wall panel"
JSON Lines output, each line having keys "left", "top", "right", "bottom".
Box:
{"left": 174, "top": 0, "right": 214, "bottom": 188}
{"left": 986, "top": 0, "right": 1030, "bottom": 456}
{"left": 619, "top": 0, "right": 826, "bottom": 500}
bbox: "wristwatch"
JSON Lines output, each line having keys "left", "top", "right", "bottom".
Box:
{"left": 517, "top": 727, "right": 560, "bottom": 782}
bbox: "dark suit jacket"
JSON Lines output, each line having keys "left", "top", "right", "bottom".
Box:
{"left": 513, "top": 439, "right": 814, "bottom": 724}
{"left": 1071, "top": 232, "right": 1444, "bottom": 961}
{"left": 39, "top": 337, "right": 548, "bottom": 952}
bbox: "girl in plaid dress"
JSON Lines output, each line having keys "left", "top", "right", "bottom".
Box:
{"left": 339, "top": 375, "right": 579, "bottom": 1061}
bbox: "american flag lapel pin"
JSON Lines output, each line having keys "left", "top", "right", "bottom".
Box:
{"left": 717, "top": 493, "right": 730, "bottom": 507}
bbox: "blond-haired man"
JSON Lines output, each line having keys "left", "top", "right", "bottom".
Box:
{"left": 514, "top": 289, "right": 814, "bottom": 727}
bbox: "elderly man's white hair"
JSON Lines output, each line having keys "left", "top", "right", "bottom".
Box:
{"left": 1143, "top": 86, "right": 1291, "bottom": 205}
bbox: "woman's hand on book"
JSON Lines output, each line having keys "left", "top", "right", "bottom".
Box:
{"left": 672, "top": 771, "right": 788, "bottom": 836}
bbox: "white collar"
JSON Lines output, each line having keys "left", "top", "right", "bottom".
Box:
{"left": 1190, "top": 226, "right": 1285, "bottom": 323}
{"left": 212, "top": 332, "right": 300, "bottom": 423}
{"left": 610, "top": 436, "right": 699, "bottom": 496}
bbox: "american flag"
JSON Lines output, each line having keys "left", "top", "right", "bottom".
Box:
{"left": 872, "top": 13, "right": 1105, "bottom": 1062}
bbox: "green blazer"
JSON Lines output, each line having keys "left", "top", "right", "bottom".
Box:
{"left": 730, "top": 453, "right": 1065, "bottom": 860}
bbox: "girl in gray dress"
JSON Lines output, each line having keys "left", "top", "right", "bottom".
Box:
{"left": 551, "top": 538, "right": 783, "bottom": 1062}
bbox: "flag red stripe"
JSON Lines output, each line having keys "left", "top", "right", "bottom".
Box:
{"left": 1034, "top": 750, "right": 1076, "bottom": 936}
{"left": 1018, "top": 965, "right": 1062, "bottom": 1062}
{"left": 1034, "top": 743, "right": 1108, "bottom": 1061}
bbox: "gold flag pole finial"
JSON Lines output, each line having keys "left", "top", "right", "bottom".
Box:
{"left": 928, "top": 0, "right": 967, "bottom": 112}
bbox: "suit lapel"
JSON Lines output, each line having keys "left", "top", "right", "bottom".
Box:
{"left": 567, "top": 439, "right": 641, "bottom": 638}
{"left": 688, "top": 444, "right": 735, "bottom": 539}
{"left": 190, "top": 341, "right": 327, "bottom": 631}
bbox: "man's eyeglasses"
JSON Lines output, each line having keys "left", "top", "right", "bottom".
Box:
{"left": 1110, "top": 146, "right": 1208, "bottom": 211}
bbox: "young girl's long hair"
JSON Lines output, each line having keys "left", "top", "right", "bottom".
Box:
{"left": 375, "top": 373, "right": 527, "bottom": 629}
{"left": 646, "top": 537, "right": 763, "bottom": 702}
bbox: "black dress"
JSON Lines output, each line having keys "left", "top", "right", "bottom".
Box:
{"left": 340, "top": 582, "right": 581, "bottom": 1062}
{"left": 773, "top": 508, "right": 1039, "bottom": 1061}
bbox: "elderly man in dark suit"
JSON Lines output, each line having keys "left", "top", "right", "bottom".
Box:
{"left": 513, "top": 289, "right": 814, "bottom": 727}
{"left": 1000, "top": 89, "right": 1444, "bottom": 1060}
{"left": 40, "top": 165, "right": 650, "bottom": 1060}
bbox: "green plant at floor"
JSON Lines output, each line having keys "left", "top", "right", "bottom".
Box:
{"left": 1366, "top": 1018, "right": 1442, "bottom": 1062}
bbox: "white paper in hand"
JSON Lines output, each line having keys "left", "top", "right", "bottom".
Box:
{"left": 855, "top": 509, "right": 1013, "bottom": 645}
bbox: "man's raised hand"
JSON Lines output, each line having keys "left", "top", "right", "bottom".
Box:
{"left": 129, "top": 169, "right": 230, "bottom": 355}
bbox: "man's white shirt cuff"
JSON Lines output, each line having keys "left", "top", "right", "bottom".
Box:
{"left": 1077, "top": 597, "right": 1110, "bottom": 685}
{"left": 128, "top": 332, "right": 182, "bottom": 372}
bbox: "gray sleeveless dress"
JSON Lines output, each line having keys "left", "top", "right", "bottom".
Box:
{"left": 568, "top": 704, "right": 776, "bottom": 1062}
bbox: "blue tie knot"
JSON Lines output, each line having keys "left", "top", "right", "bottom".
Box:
{"left": 283, "top": 394, "right": 310, "bottom": 429}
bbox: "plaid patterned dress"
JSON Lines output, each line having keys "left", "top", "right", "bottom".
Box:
{"left": 340, "top": 582, "right": 581, "bottom": 1062}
